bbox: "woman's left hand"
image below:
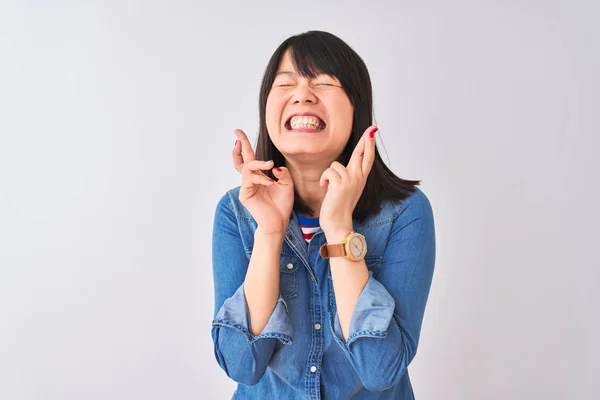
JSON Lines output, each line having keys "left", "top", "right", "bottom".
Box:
{"left": 319, "top": 125, "right": 378, "bottom": 241}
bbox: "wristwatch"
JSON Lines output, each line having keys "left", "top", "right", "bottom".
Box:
{"left": 319, "top": 231, "right": 367, "bottom": 261}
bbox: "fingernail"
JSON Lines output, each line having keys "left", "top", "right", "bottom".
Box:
{"left": 369, "top": 127, "right": 378, "bottom": 138}
{"left": 265, "top": 160, "right": 272, "bottom": 164}
{"left": 275, "top": 167, "right": 282, "bottom": 172}
{"left": 269, "top": 179, "right": 275, "bottom": 182}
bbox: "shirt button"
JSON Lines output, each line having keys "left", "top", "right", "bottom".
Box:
{"left": 310, "top": 366, "right": 317, "bottom": 373}
{"left": 314, "top": 323, "right": 321, "bottom": 330}
{"left": 286, "top": 263, "right": 294, "bottom": 270}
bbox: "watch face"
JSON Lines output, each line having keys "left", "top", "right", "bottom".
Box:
{"left": 348, "top": 234, "right": 367, "bottom": 259}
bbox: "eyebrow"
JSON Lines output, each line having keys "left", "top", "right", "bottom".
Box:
{"left": 274, "top": 71, "right": 297, "bottom": 77}
{"left": 274, "top": 71, "right": 337, "bottom": 81}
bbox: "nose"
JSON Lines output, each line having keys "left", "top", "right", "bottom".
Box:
{"left": 291, "top": 81, "right": 317, "bottom": 104}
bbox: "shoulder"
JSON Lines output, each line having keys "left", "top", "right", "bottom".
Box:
{"left": 356, "top": 187, "right": 434, "bottom": 235}
{"left": 214, "top": 185, "right": 253, "bottom": 222}
{"left": 393, "top": 187, "right": 434, "bottom": 220}
{"left": 381, "top": 186, "right": 435, "bottom": 232}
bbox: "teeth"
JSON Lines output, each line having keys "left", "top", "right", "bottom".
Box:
{"left": 289, "top": 115, "right": 325, "bottom": 130}
{"left": 292, "top": 121, "right": 320, "bottom": 129}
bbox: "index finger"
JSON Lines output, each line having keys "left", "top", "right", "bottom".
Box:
{"left": 234, "top": 129, "right": 256, "bottom": 164}
{"left": 362, "top": 126, "right": 377, "bottom": 177}
{"left": 348, "top": 125, "right": 377, "bottom": 177}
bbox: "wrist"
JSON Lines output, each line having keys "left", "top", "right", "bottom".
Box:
{"left": 323, "top": 225, "right": 353, "bottom": 244}
{"left": 255, "top": 227, "right": 285, "bottom": 242}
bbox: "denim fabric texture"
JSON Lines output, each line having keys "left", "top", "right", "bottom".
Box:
{"left": 211, "top": 185, "right": 436, "bottom": 399}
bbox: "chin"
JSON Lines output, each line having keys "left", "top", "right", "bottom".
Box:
{"left": 279, "top": 144, "right": 326, "bottom": 157}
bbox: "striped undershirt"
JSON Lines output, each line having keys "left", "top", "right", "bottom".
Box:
{"left": 295, "top": 211, "right": 320, "bottom": 244}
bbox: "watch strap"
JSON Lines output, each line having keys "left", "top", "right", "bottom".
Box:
{"left": 319, "top": 243, "right": 346, "bottom": 258}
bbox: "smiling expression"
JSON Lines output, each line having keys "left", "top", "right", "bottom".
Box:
{"left": 265, "top": 48, "right": 354, "bottom": 160}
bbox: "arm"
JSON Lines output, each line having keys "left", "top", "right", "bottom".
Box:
{"left": 211, "top": 193, "right": 293, "bottom": 386}
{"left": 328, "top": 191, "right": 436, "bottom": 391}
{"left": 245, "top": 228, "right": 285, "bottom": 336}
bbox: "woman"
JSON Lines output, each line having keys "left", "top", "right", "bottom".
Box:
{"left": 211, "top": 30, "right": 436, "bottom": 399}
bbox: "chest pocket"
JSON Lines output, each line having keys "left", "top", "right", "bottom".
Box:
{"left": 244, "top": 248, "right": 300, "bottom": 300}
{"left": 278, "top": 250, "right": 300, "bottom": 300}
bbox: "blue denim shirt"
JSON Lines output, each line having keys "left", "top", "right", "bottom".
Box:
{"left": 211, "top": 186, "right": 436, "bottom": 399}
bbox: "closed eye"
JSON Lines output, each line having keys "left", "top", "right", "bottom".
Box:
{"left": 273, "top": 83, "right": 339, "bottom": 88}
{"left": 316, "top": 83, "right": 342, "bottom": 88}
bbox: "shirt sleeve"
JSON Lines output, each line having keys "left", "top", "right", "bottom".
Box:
{"left": 211, "top": 192, "right": 293, "bottom": 386}
{"left": 329, "top": 189, "right": 436, "bottom": 392}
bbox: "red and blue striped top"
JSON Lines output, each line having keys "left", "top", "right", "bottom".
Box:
{"left": 295, "top": 211, "right": 320, "bottom": 244}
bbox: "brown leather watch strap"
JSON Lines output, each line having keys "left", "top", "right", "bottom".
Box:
{"left": 319, "top": 243, "right": 346, "bottom": 258}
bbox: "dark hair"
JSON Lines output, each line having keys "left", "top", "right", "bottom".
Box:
{"left": 256, "top": 30, "right": 420, "bottom": 222}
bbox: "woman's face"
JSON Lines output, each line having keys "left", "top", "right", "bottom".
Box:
{"left": 265, "top": 48, "right": 354, "bottom": 162}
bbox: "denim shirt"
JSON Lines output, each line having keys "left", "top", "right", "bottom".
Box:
{"left": 211, "top": 186, "right": 436, "bottom": 399}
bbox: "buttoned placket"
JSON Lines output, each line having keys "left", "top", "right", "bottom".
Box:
{"left": 284, "top": 212, "right": 327, "bottom": 400}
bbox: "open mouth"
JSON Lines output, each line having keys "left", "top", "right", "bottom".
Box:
{"left": 285, "top": 115, "right": 327, "bottom": 131}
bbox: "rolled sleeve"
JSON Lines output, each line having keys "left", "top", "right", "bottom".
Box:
{"left": 212, "top": 282, "right": 293, "bottom": 345}
{"left": 332, "top": 276, "right": 396, "bottom": 348}
{"left": 211, "top": 283, "right": 293, "bottom": 386}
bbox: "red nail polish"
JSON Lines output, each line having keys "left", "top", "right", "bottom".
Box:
{"left": 275, "top": 167, "right": 282, "bottom": 172}
{"left": 269, "top": 179, "right": 275, "bottom": 182}
{"left": 369, "top": 127, "right": 378, "bottom": 138}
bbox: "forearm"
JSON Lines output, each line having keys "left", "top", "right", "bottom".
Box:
{"left": 324, "top": 223, "right": 370, "bottom": 341}
{"left": 329, "top": 255, "right": 370, "bottom": 341}
{"left": 244, "top": 227, "right": 284, "bottom": 336}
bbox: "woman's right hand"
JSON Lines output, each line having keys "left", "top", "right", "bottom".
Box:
{"left": 233, "top": 129, "right": 295, "bottom": 236}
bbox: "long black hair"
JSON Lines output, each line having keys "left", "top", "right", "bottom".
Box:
{"left": 256, "top": 30, "right": 420, "bottom": 222}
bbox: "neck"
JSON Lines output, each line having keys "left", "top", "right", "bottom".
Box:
{"left": 285, "top": 158, "right": 331, "bottom": 217}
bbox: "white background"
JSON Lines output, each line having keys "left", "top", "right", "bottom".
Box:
{"left": 1, "top": 1, "right": 598, "bottom": 399}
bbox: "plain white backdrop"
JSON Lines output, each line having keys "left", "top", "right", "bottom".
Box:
{"left": 1, "top": 1, "right": 598, "bottom": 399}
